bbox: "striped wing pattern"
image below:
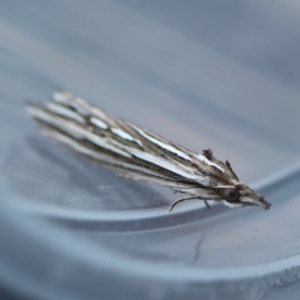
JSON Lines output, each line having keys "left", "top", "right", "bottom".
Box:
{"left": 26, "top": 91, "right": 271, "bottom": 210}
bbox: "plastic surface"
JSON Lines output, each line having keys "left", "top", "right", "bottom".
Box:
{"left": 1, "top": 1, "right": 300, "bottom": 299}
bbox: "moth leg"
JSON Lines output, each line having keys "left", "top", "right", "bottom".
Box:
{"left": 169, "top": 195, "right": 198, "bottom": 212}
{"left": 204, "top": 200, "right": 210, "bottom": 209}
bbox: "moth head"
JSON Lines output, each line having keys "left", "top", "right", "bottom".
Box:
{"left": 220, "top": 183, "right": 271, "bottom": 210}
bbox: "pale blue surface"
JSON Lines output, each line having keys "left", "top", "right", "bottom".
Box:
{"left": 1, "top": 1, "right": 300, "bottom": 299}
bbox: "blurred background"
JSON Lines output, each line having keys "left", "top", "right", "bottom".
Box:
{"left": 1, "top": 1, "right": 300, "bottom": 299}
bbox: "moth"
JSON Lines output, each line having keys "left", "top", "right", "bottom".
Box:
{"left": 26, "top": 91, "right": 271, "bottom": 211}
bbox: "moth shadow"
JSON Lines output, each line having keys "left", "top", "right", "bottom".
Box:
{"left": 3, "top": 136, "right": 171, "bottom": 211}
